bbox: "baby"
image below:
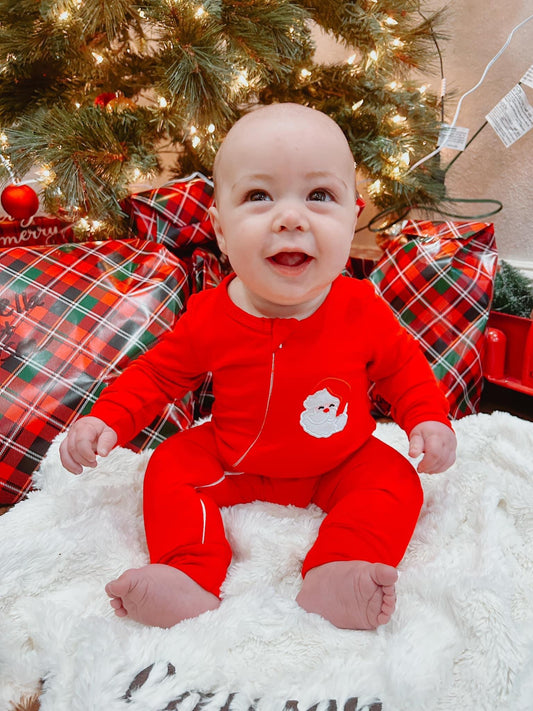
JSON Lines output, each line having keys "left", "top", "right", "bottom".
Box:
{"left": 60, "top": 103, "right": 456, "bottom": 631}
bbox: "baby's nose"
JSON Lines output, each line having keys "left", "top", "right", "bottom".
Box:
{"left": 272, "top": 203, "right": 309, "bottom": 233}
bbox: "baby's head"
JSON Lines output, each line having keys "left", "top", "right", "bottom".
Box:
{"left": 212, "top": 103, "right": 357, "bottom": 198}
{"left": 209, "top": 103, "right": 359, "bottom": 319}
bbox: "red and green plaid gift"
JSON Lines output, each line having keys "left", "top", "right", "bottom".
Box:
{"left": 369, "top": 220, "right": 498, "bottom": 419}
{"left": 122, "top": 173, "right": 216, "bottom": 254}
{"left": 0, "top": 239, "right": 193, "bottom": 505}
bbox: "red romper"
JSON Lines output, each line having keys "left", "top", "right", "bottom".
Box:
{"left": 91, "top": 275, "right": 452, "bottom": 596}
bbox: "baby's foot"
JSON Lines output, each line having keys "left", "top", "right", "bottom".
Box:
{"left": 105, "top": 563, "right": 220, "bottom": 628}
{"left": 296, "top": 560, "right": 398, "bottom": 630}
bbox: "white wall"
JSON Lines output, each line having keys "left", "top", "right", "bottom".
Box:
{"left": 315, "top": 3, "right": 533, "bottom": 271}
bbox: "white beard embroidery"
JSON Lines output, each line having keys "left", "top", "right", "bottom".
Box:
{"left": 299, "top": 388, "right": 348, "bottom": 439}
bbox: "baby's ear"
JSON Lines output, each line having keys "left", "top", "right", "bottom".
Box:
{"left": 208, "top": 204, "right": 227, "bottom": 254}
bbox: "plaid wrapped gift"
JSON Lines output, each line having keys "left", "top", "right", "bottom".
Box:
{"left": 369, "top": 220, "right": 498, "bottom": 419}
{"left": 0, "top": 239, "right": 193, "bottom": 505}
{"left": 122, "top": 173, "right": 216, "bottom": 254}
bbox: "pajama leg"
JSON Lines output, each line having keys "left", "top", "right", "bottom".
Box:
{"left": 303, "top": 436, "right": 423, "bottom": 576}
{"left": 143, "top": 422, "right": 233, "bottom": 597}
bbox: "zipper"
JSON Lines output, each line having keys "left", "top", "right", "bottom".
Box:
{"left": 233, "top": 348, "right": 277, "bottom": 467}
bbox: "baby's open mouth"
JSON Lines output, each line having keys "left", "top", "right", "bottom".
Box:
{"left": 268, "top": 252, "right": 312, "bottom": 267}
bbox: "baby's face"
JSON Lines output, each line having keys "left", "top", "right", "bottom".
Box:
{"left": 209, "top": 105, "right": 358, "bottom": 319}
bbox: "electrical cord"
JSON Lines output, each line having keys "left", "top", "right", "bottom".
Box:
{"left": 358, "top": 13, "right": 532, "bottom": 232}
{"left": 408, "top": 13, "right": 533, "bottom": 173}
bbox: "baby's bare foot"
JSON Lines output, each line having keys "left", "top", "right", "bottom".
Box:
{"left": 105, "top": 564, "right": 220, "bottom": 628}
{"left": 296, "top": 560, "right": 398, "bottom": 630}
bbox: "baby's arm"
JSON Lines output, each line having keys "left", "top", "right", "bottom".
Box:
{"left": 59, "top": 416, "right": 118, "bottom": 475}
{"left": 408, "top": 420, "right": 457, "bottom": 474}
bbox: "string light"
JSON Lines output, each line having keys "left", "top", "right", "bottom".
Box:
{"left": 58, "top": 11, "right": 70, "bottom": 22}
{"left": 195, "top": 6, "right": 206, "bottom": 18}
{"left": 352, "top": 99, "right": 364, "bottom": 112}
{"left": 192, "top": 135, "right": 201, "bottom": 148}
{"left": 369, "top": 179, "right": 382, "bottom": 194}
{"left": 391, "top": 114, "right": 406, "bottom": 124}
{"left": 385, "top": 17, "right": 398, "bottom": 26}
{"left": 391, "top": 38, "right": 404, "bottom": 48}
{"left": 37, "top": 165, "right": 55, "bottom": 185}
{"left": 207, "top": 124, "right": 215, "bottom": 134}
{"left": 346, "top": 55, "right": 356, "bottom": 65}
{"left": 369, "top": 50, "right": 378, "bottom": 62}
{"left": 158, "top": 96, "right": 168, "bottom": 108}
{"left": 92, "top": 52, "right": 104, "bottom": 64}
{"left": 235, "top": 70, "right": 249, "bottom": 88}
{"left": 300, "top": 68, "right": 312, "bottom": 79}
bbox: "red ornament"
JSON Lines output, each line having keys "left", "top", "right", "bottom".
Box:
{"left": 94, "top": 92, "right": 117, "bottom": 108}
{"left": 1, "top": 184, "right": 40, "bottom": 220}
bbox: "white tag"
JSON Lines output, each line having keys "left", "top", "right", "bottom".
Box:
{"left": 438, "top": 124, "right": 469, "bottom": 151}
{"left": 486, "top": 84, "right": 533, "bottom": 147}
{"left": 521, "top": 64, "right": 533, "bottom": 89}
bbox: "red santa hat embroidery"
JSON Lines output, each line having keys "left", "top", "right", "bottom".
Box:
{"left": 299, "top": 378, "right": 350, "bottom": 439}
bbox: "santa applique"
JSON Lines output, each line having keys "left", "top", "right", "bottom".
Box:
{"left": 299, "top": 378, "right": 350, "bottom": 439}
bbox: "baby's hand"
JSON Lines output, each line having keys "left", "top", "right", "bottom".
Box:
{"left": 408, "top": 420, "right": 457, "bottom": 474}
{"left": 59, "top": 416, "right": 117, "bottom": 475}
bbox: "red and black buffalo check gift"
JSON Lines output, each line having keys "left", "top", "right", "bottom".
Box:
{"left": 369, "top": 220, "right": 498, "bottom": 420}
{"left": 0, "top": 239, "right": 193, "bottom": 505}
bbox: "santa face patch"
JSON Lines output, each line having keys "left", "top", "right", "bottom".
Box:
{"left": 299, "top": 379, "right": 350, "bottom": 439}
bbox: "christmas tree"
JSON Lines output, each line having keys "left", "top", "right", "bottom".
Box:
{"left": 492, "top": 260, "right": 533, "bottom": 319}
{"left": 0, "top": 0, "right": 447, "bottom": 239}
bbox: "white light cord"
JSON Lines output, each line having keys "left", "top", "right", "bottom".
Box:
{"left": 408, "top": 13, "right": 533, "bottom": 173}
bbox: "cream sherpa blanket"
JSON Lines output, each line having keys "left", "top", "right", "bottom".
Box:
{"left": 1, "top": 412, "right": 533, "bottom": 711}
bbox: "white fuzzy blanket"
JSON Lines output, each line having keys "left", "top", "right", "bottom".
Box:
{"left": 1, "top": 412, "right": 533, "bottom": 711}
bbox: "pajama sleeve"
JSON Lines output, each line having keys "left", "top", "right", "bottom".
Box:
{"left": 90, "top": 302, "right": 208, "bottom": 446}
{"left": 364, "top": 286, "right": 452, "bottom": 435}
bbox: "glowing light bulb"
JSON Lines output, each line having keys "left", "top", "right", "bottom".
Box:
{"left": 58, "top": 11, "right": 70, "bottom": 21}
{"left": 207, "top": 124, "right": 215, "bottom": 134}
{"left": 300, "top": 68, "right": 312, "bottom": 79}
{"left": 385, "top": 16, "right": 398, "bottom": 25}
{"left": 369, "top": 50, "right": 378, "bottom": 62}
{"left": 192, "top": 136, "right": 201, "bottom": 148}
{"left": 419, "top": 85, "right": 428, "bottom": 94}
{"left": 158, "top": 96, "right": 168, "bottom": 108}
{"left": 236, "top": 70, "right": 249, "bottom": 87}
{"left": 0, "top": 132, "right": 8, "bottom": 146}
{"left": 195, "top": 6, "right": 206, "bottom": 18}
{"left": 400, "top": 152, "right": 410, "bottom": 166}
{"left": 346, "top": 55, "right": 356, "bottom": 65}
{"left": 391, "top": 114, "right": 406, "bottom": 124}
{"left": 92, "top": 52, "right": 104, "bottom": 64}
{"left": 391, "top": 38, "right": 404, "bottom": 48}
{"left": 369, "top": 179, "right": 382, "bottom": 193}
{"left": 352, "top": 99, "right": 364, "bottom": 112}
{"left": 388, "top": 81, "right": 400, "bottom": 90}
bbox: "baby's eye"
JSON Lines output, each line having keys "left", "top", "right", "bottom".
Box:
{"left": 308, "top": 189, "right": 333, "bottom": 202}
{"left": 246, "top": 190, "right": 271, "bottom": 202}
